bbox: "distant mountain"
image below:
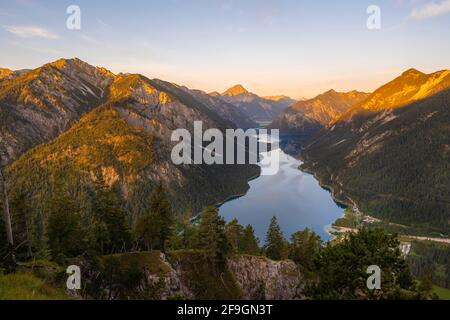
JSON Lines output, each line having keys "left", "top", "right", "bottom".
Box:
{"left": 222, "top": 84, "right": 249, "bottom": 96}
{"left": 263, "top": 95, "right": 296, "bottom": 107}
{"left": 269, "top": 109, "right": 322, "bottom": 136}
{"left": 219, "top": 85, "right": 290, "bottom": 122}
{"left": 270, "top": 89, "right": 369, "bottom": 136}
{"left": 301, "top": 69, "right": 450, "bottom": 234}
{"left": 153, "top": 80, "right": 257, "bottom": 128}
{"left": 295, "top": 90, "right": 370, "bottom": 125}
{"left": 2, "top": 59, "right": 259, "bottom": 243}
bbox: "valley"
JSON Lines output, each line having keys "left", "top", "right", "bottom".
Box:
{"left": 1, "top": 58, "right": 449, "bottom": 301}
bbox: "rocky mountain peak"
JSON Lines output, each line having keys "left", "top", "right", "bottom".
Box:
{"left": 401, "top": 68, "right": 424, "bottom": 77}
{"left": 222, "top": 84, "right": 249, "bottom": 96}
{"left": 209, "top": 91, "right": 221, "bottom": 97}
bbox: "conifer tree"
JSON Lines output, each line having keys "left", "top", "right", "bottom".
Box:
{"left": 241, "top": 225, "right": 260, "bottom": 255}
{"left": 46, "top": 186, "right": 84, "bottom": 259}
{"left": 148, "top": 183, "right": 174, "bottom": 251}
{"left": 0, "top": 162, "right": 15, "bottom": 269}
{"left": 289, "top": 228, "right": 322, "bottom": 271}
{"left": 225, "top": 218, "right": 243, "bottom": 253}
{"left": 264, "top": 216, "right": 288, "bottom": 260}
{"left": 10, "top": 191, "right": 33, "bottom": 258}
{"left": 91, "top": 175, "right": 131, "bottom": 254}
{"left": 198, "top": 206, "right": 230, "bottom": 268}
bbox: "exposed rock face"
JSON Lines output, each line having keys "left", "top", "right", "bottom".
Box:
{"left": 222, "top": 84, "right": 249, "bottom": 97}
{"left": 145, "top": 253, "right": 194, "bottom": 300}
{"left": 340, "top": 69, "right": 450, "bottom": 121}
{"left": 270, "top": 89, "right": 369, "bottom": 136}
{"left": 181, "top": 87, "right": 257, "bottom": 128}
{"left": 0, "top": 58, "right": 114, "bottom": 164}
{"left": 82, "top": 252, "right": 304, "bottom": 300}
{"left": 292, "top": 90, "right": 370, "bottom": 125}
{"left": 227, "top": 255, "right": 305, "bottom": 300}
{"left": 269, "top": 108, "right": 322, "bottom": 136}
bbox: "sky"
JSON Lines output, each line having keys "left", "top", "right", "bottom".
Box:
{"left": 0, "top": 0, "right": 449, "bottom": 99}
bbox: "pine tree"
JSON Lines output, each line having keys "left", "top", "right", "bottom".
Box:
{"left": 10, "top": 191, "right": 33, "bottom": 259}
{"left": 264, "top": 216, "right": 288, "bottom": 261}
{"left": 289, "top": 228, "right": 322, "bottom": 271}
{"left": 241, "top": 225, "right": 260, "bottom": 255}
{"left": 91, "top": 175, "right": 131, "bottom": 254}
{"left": 133, "top": 183, "right": 174, "bottom": 252}
{"left": 0, "top": 163, "right": 15, "bottom": 269}
{"left": 46, "top": 187, "right": 85, "bottom": 260}
{"left": 148, "top": 183, "right": 174, "bottom": 251}
{"left": 309, "top": 228, "right": 416, "bottom": 299}
{"left": 198, "top": 206, "right": 230, "bottom": 268}
{"left": 135, "top": 211, "right": 160, "bottom": 251}
{"left": 225, "top": 219, "right": 244, "bottom": 253}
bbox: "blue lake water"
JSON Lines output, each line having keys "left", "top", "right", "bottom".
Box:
{"left": 218, "top": 140, "right": 344, "bottom": 243}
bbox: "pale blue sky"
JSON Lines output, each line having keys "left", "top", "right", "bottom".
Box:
{"left": 1, "top": 0, "right": 449, "bottom": 98}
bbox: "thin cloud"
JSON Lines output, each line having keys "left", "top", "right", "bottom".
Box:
{"left": 3, "top": 25, "right": 60, "bottom": 39}
{"left": 410, "top": 0, "right": 450, "bottom": 20}
{"left": 10, "top": 41, "right": 62, "bottom": 55}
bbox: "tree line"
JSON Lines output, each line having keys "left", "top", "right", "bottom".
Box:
{"left": 1, "top": 170, "right": 433, "bottom": 299}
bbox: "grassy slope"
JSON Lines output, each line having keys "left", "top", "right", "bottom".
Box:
{"left": 432, "top": 285, "right": 450, "bottom": 300}
{"left": 0, "top": 272, "right": 69, "bottom": 300}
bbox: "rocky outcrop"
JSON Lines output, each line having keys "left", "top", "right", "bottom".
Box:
{"left": 228, "top": 255, "right": 305, "bottom": 300}
{"left": 144, "top": 253, "right": 194, "bottom": 300}
{"left": 81, "top": 252, "right": 305, "bottom": 300}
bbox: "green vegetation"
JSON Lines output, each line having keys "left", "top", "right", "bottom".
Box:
{"left": 168, "top": 249, "right": 243, "bottom": 300}
{"left": 0, "top": 272, "right": 69, "bottom": 300}
{"left": 264, "top": 216, "right": 289, "bottom": 260}
{"left": 46, "top": 187, "right": 86, "bottom": 260}
{"left": 289, "top": 228, "right": 321, "bottom": 274}
{"left": 432, "top": 285, "right": 450, "bottom": 300}
{"left": 134, "top": 183, "right": 174, "bottom": 252}
{"left": 197, "top": 206, "right": 231, "bottom": 269}
{"left": 333, "top": 208, "right": 361, "bottom": 229}
{"left": 307, "top": 228, "right": 415, "bottom": 300}
{"left": 83, "top": 251, "right": 171, "bottom": 300}
{"left": 406, "top": 240, "right": 450, "bottom": 290}
{"left": 302, "top": 89, "right": 450, "bottom": 234}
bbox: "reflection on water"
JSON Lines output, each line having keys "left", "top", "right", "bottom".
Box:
{"left": 219, "top": 138, "right": 344, "bottom": 242}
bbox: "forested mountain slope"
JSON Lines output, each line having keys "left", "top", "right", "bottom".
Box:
{"left": 301, "top": 70, "right": 450, "bottom": 234}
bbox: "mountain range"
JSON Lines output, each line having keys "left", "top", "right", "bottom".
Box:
{"left": 0, "top": 59, "right": 261, "bottom": 245}
{"left": 299, "top": 68, "right": 450, "bottom": 234}
{"left": 270, "top": 89, "right": 370, "bottom": 136}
